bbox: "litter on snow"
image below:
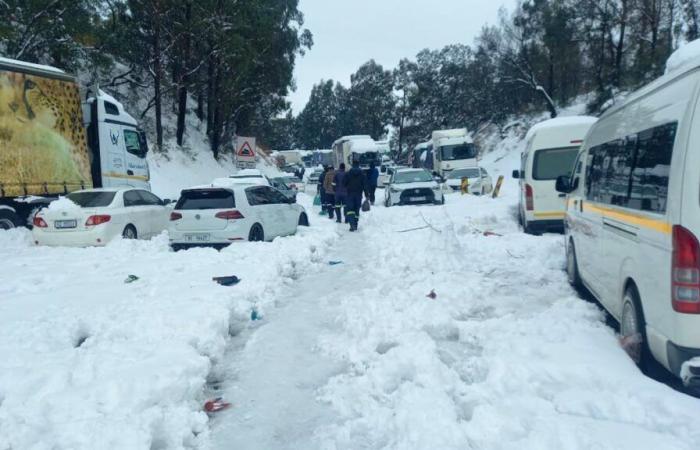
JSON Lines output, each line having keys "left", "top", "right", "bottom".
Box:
{"left": 204, "top": 398, "right": 231, "bottom": 413}
{"left": 426, "top": 289, "right": 437, "bottom": 300}
{"left": 213, "top": 276, "right": 241, "bottom": 286}
{"left": 124, "top": 275, "right": 139, "bottom": 284}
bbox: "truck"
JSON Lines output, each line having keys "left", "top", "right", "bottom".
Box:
{"left": 0, "top": 57, "right": 150, "bottom": 229}
{"left": 332, "top": 135, "right": 380, "bottom": 170}
{"left": 431, "top": 128, "right": 478, "bottom": 177}
{"left": 411, "top": 141, "right": 434, "bottom": 170}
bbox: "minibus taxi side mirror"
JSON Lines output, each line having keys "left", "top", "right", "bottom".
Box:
{"left": 555, "top": 175, "right": 572, "bottom": 193}
{"left": 512, "top": 170, "right": 520, "bottom": 179}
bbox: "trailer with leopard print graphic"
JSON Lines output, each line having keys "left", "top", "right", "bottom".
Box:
{"left": 0, "top": 57, "right": 151, "bottom": 229}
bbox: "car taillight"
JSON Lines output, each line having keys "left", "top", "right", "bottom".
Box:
{"left": 672, "top": 225, "right": 700, "bottom": 314}
{"left": 85, "top": 215, "right": 111, "bottom": 226}
{"left": 170, "top": 212, "right": 183, "bottom": 221}
{"left": 33, "top": 216, "right": 48, "bottom": 228}
{"left": 525, "top": 184, "right": 534, "bottom": 211}
{"left": 215, "top": 210, "right": 245, "bottom": 220}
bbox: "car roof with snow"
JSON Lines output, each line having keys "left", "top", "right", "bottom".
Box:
{"left": 71, "top": 187, "right": 132, "bottom": 194}
{"left": 231, "top": 169, "right": 264, "bottom": 177}
{"left": 395, "top": 168, "right": 429, "bottom": 174}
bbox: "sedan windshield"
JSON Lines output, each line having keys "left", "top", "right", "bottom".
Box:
{"left": 67, "top": 191, "right": 116, "bottom": 207}
{"left": 447, "top": 168, "right": 480, "bottom": 179}
{"left": 394, "top": 171, "right": 433, "bottom": 183}
{"left": 440, "top": 144, "right": 477, "bottom": 161}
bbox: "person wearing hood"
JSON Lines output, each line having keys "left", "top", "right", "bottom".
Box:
{"left": 333, "top": 163, "right": 348, "bottom": 223}
{"left": 323, "top": 165, "right": 337, "bottom": 220}
{"left": 367, "top": 161, "right": 379, "bottom": 205}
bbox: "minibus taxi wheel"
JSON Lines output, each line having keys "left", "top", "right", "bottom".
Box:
{"left": 566, "top": 239, "right": 582, "bottom": 288}
{"left": 620, "top": 284, "right": 652, "bottom": 372}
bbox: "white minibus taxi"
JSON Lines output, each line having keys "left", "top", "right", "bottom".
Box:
{"left": 556, "top": 62, "right": 700, "bottom": 387}
{"left": 513, "top": 117, "right": 597, "bottom": 234}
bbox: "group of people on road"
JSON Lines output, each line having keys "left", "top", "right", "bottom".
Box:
{"left": 316, "top": 161, "right": 379, "bottom": 232}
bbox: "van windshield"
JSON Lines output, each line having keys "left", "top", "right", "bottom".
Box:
{"left": 440, "top": 144, "right": 477, "bottom": 161}
{"left": 533, "top": 147, "right": 579, "bottom": 180}
{"left": 176, "top": 190, "right": 235, "bottom": 210}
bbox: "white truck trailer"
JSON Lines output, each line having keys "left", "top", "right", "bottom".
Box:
{"left": 0, "top": 57, "right": 150, "bottom": 229}
{"left": 431, "top": 128, "right": 478, "bottom": 177}
{"left": 332, "top": 135, "right": 381, "bottom": 170}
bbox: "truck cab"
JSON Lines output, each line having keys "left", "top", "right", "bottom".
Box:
{"left": 431, "top": 128, "right": 478, "bottom": 177}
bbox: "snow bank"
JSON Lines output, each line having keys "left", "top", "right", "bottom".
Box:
{"left": 666, "top": 39, "right": 700, "bottom": 75}
{"left": 48, "top": 196, "right": 81, "bottom": 211}
{"left": 0, "top": 194, "right": 338, "bottom": 450}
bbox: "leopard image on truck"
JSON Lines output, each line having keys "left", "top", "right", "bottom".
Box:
{"left": 0, "top": 57, "right": 150, "bottom": 229}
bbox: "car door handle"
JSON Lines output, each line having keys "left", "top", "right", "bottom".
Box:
{"left": 127, "top": 170, "right": 134, "bottom": 176}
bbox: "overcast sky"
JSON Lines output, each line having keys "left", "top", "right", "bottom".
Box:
{"left": 288, "top": 0, "right": 516, "bottom": 113}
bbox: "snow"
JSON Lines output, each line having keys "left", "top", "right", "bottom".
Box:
{"left": 1, "top": 123, "right": 699, "bottom": 449}
{"left": 524, "top": 115, "right": 598, "bottom": 142}
{"left": 0, "top": 56, "right": 67, "bottom": 74}
{"left": 47, "top": 196, "right": 81, "bottom": 211}
{"left": 665, "top": 39, "right": 700, "bottom": 75}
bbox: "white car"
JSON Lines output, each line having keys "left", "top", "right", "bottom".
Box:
{"left": 224, "top": 169, "right": 270, "bottom": 186}
{"left": 384, "top": 168, "right": 444, "bottom": 207}
{"left": 32, "top": 188, "right": 170, "bottom": 247}
{"left": 169, "top": 184, "right": 309, "bottom": 251}
{"left": 443, "top": 167, "right": 493, "bottom": 195}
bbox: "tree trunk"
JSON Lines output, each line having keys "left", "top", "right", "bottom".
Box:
{"left": 176, "top": 2, "right": 192, "bottom": 147}
{"left": 153, "top": 4, "right": 163, "bottom": 150}
{"left": 614, "top": 0, "right": 628, "bottom": 87}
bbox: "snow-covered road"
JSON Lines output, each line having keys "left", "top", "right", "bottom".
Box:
{"left": 1, "top": 142, "right": 700, "bottom": 450}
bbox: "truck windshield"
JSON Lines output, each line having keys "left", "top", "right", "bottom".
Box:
{"left": 394, "top": 171, "right": 433, "bottom": 183}
{"left": 353, "top": 152, "right": 379, "bottom": 166}
{"left": 67, "top": 191, "right": 116, "bottom": 207}
{"left": 533, "top": 147, "right": 579, "bottom": 180}
{"left": 176, "top": 190, "right": 235, "bottom": 210}
{"left": 440, "top": 144, "right": 477, "bottom": 161}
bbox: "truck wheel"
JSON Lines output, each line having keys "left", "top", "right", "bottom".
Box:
{"left": 620, "top": 285, "right": 652, "bottom": 372}
{"left": 0, "top": 209, "right": 21, "bottom": 230}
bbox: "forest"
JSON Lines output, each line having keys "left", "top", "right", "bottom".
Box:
{"left": 2, "top": 0, "right": 699, "bottom": 157}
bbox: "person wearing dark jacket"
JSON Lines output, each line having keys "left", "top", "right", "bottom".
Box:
{"left": 343, "top": 160, "right": 368, "bottom": 231}
{"left": 367, "top": 162, "right": 379, "bottom": 205}
{"left": 333, "top": 163, "right": 348, "bottom": 223}
{"left": 317, "top": 166, "right": 328, "bottom": 214}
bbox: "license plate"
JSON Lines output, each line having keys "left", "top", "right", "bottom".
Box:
{"left": 184, "top": 233, "right": 211, "bottom": 243}
{"left": 54, "top": 220, "right": 77, "bottom": 229}
{"left": 410, "top": 196, "right": 427, "bottom": 202}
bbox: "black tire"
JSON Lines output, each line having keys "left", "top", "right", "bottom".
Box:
{"left": 620, "top": 285, "right": 652, "bottom": 372}
{"left": 122, "top": 225, "right": 137, "bottom": 239}
{"left": 566, "top": 240, "right": 582, "bottom": 288}
{"left": 248, "top": 224, "right": 264, "bottom": 242}
{"left": 298, "top": 213, "right": 309, "bottom": 227}
{"left": 0, "top": 209, "right": 22, "bottom": 230}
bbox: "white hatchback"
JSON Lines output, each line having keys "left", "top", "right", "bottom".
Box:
{"left": 443, "top": 167, "right": 493, "bottom": 195}
{"left": 168, "top": 184, "right": 309, "bottom": 250}
{"left": 32, "top": 188, "right": 170, "bottom": 247}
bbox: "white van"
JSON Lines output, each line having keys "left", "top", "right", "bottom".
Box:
{"left": 513, "top": 117, "right": 597, "bottom": 234}
{"left": 556, "top": 60, "right": 700, "bottom": 387}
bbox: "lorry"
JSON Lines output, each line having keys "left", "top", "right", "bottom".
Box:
{"left": 332, "top": 135, "right": 380, "bottom": 170}
{"left": 0, "top": 57, "right": 150, "bottom": 229}
{"left": 411, "top": 141, "right": 434, "bottom": 170}
{"left": 431, "top": 128, "right": 478, "bottom": 177}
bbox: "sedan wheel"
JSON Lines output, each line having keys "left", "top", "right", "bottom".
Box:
{"left": 122, "top": 225, "right": 137, "bottom": 239}
{"left": 298, "top": 213, "right": 309, "bottom": 227}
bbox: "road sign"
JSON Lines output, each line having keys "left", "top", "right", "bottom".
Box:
{"left": 235, "top": 136, "right": 256, "bottom": 168}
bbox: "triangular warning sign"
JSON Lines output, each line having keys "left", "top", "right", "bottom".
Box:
{"left": 238, "top": 141, "right": 255, "bottom": 157}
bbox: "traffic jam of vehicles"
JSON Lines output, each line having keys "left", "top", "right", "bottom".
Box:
{"left": 1, "top": 51, "right": 699, "bottom": 398}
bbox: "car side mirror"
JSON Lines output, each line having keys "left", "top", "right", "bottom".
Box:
{"left": 555, "top": 175, "right": 572, "bottom": 193}
{"left": 512, "top": 170, "right": 520, "bottom": 179}
{"left": 288, "top": 195, "right": 297, "bottom": 204}
{"left": 162, "top": 199, "right": 171, "bottom": 206}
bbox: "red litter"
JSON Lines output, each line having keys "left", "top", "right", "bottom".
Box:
{"left": 204, "top": 397, "right": 231, "bottom": 413}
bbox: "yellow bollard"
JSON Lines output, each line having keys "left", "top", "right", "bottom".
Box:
{"left": 460, "top": 177, "right": 469, "bottom": 195}
{"left": 492, "top": 175, "right": 505, "bottom": 198}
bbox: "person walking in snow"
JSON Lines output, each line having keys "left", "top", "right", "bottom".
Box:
{"left": 367, "top": 161, "right": 379, "bottom": 205}
{"left": 323, "top": 165, "right": 337, "bottom": 220}
{"left": 343, "top": 160, "right": 368, "bottom": 232}
{"left": 333, "top": 163, "right": 348, "bottom": 223}
{"left": 317, "top": 166, "right": 328, "bottom": 214}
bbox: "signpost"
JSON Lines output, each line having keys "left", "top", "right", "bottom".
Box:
{"left": 235, "top": 136, "right": 257, "bottom": 169}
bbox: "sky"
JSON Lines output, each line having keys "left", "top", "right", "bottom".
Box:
{"left": 288, "top": 0, "right": 517, "bottom": 113}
